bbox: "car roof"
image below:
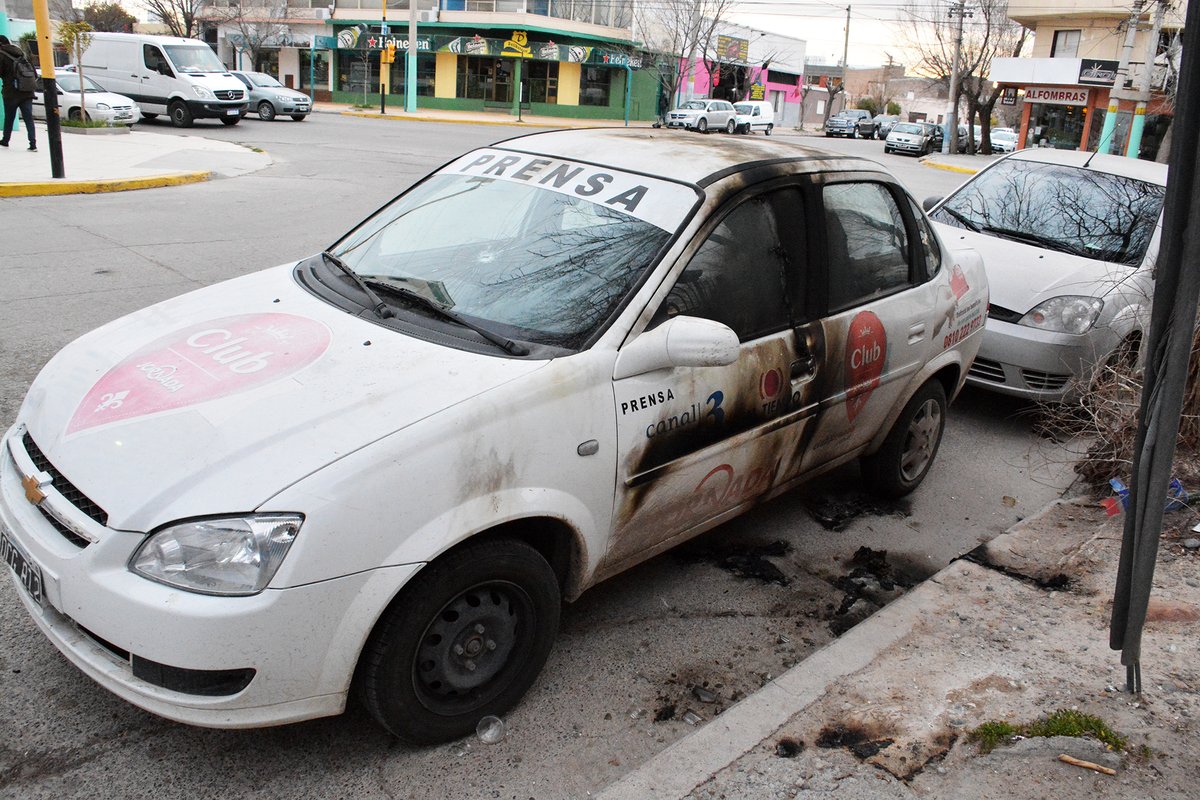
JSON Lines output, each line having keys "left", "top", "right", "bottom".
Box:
{"left": 1004, "top": 148, "right": 1168, "bottom": 185}
{"left": 493, "top": 128, "right": 882, "bottom": 187}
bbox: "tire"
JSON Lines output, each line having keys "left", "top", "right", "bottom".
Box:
{"left": 358, "top": 538, "right": 561, "bottom": 744}
{"left": 725, "top": 118, "right": 735, "bottom": 134}
{"left": 765, "top": 123, "right": 773, "bottom": 136}
{"left": 168, "top": 100, "right": 193, "bottom": 128}
{"left": 142, "top": 113, "right": 157, "bottom": 120}
{"left": 257, "top": 101, "right": 276, "bottom": 121}
{"left": 697, "top": 117, "right": 708, "bottom": 133}
{"left": 68, "top": 108, "right": 82, "bottom": 121}
{"left": 853, "top": 128, "right": 860, "bottom": 139}
{"left": 291, "top": 114, "right": 307, "bottom": 121}
{"left": 861, "top": 380, "right": 947, "bottom": 499}
{"left": 220, "top": 116, "right": 240, "bottom": 126}
{"left": 884, "top": 146, "right": 892, "bottom": 154}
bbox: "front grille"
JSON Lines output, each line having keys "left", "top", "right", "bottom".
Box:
{"left": 969, "top": 357, "right": 1006, "bottom": 383}
{"left": 22, "top": 433, "right": 109, "bottom": 527}
{"left": 988, "top": 304, "right": 1024, "bottom": 324}
{"left": 1021, "top": 369, "right": 1071, "bottom": 391}
{"left": 76, "top": 623, "right": 256, "bottom": 696}
{"left": 36, "top": 507, "right": 91, "bottom": 548}
{"left": 213, "top": 89, "right": 243, "bottom": 101}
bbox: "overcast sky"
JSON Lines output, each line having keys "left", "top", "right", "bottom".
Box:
{"left": 730, "top": 0, "right": 921, "bottom": 68}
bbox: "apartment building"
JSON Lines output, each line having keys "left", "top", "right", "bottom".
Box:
{"left": 990, "top": 0, "right": 1183, "bottom": 157}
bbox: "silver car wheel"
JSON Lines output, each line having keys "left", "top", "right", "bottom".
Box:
{"left": 900, "top": 398, "right": 942, "bottom": 483}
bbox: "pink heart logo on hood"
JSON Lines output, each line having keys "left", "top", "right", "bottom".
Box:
{"left": 66, "top": 313, "right": 332, "bottom": 435}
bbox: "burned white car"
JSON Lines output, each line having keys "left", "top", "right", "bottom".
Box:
{"left": 1, "top": 130, "right": 986, "bottom": 744}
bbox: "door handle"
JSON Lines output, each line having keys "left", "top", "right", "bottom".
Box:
{"left": 907, "top": 322, "right": 926, "bottom": 344}
{"left": 790, "top": 357, "right": 815, "bottom": 379}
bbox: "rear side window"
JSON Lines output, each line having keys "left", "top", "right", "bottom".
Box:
{"left": 823, "top": 183, "right": 912, "bottom": 310}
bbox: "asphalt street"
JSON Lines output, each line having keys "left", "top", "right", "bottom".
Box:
{"left": 0, "top": 114, "right": 1078, "bottom": 799}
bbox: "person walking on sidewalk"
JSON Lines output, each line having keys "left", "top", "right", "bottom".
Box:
{"left": 0, "top": 35, "right": 38, "bottom": 151}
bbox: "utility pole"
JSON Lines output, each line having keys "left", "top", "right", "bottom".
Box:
{"left": 405, "top": 0, "right": 417, "bottom": 112}
{"left": 1126, "top": 0, "right": 1167, "bottom": 157}
{"left": 943, "top": 0, "right": 970, "bottom": 155}
{"left": 839, "top": 5, "right": 850, "bottom": 115}
{"left": 379, "top": 0, "right": 387, "bottom": 114}
{"left": 1098, "top": 0, "right": 1144, "bottom": 154}
{"left": 32, "top": 0, "right": 63, "bottom": 177}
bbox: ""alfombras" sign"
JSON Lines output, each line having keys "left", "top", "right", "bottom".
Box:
{"left": 1024, "top": 86, "right": 1090, "bottom": 106}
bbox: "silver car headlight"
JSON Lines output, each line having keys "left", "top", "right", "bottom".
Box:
{"left": 96, "top": 102, "right": 111, "bottom": 110}
{"left": 130, "top": 514, "right": 302, "bottom": 596}
{"left": 1020, "top": 296, "right": 1104, "bottom": 334}
{"left": 274, "top": 93, "right": 292, "bottom": 102}
{"left": 191, "top": 85, "right": 216, "bottom": 100}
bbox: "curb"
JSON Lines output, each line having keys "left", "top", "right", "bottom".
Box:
{"left": 595, "top": 499, "right": 1076, "bottom": 800}
{"left": 919, "top": 157, "right": 981, "bottom": 175}
{"left": 0, "top": 170, "right": 211, "bottom": 197}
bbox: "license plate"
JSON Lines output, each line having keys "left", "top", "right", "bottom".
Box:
{"left": 1, "top": 527, "right": 44, "bottom": 606}
{"left": 226, "top": 109, "right": 239, "bottom": 116}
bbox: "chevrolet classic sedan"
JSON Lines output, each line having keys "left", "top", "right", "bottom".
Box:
{"left": 1, "top": 130, "right": 986, "bottom": 745}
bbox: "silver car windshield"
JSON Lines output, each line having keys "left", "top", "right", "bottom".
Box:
{"left": 247, "top": 72, "right": 283, "bottom": 87}
{"left": 932, "top": 160, "right": 1165, "bottom": 266}
{"left": 892, "top": 123, "right": 923, "bottom": 135}
{"left": 330, "top": 154, "right": 696, "bottom": 348}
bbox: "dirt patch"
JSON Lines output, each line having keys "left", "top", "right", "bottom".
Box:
{"left": 1144, "top": 599, "right": 1200, "bottom": 623}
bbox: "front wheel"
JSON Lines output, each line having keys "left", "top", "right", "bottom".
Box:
{"left": 142, "top": 113, "right": 157, "bottom": 120}
{"left": 697, "top": 118, "right": 708, "bottom": 133}
{"left": 258, "top": 101, "right": 276, "bottom": 121}
{"left": 220, "top": 116, "right": 240, "bottom": 126}
{"left": 168, "top": 100, "right": 194, "bottom": 128}
{"left": 861, "top": 380, "right": 947, "bottom": 499}
{"left": 358, "top": 538, "right": 561, "bottom": 744}
{"left": 765, "top": 123, "right": 773, "bottom": 136}
{"left": 291, "top": 114, "right": 307, "bottom": 121}
{"left": 725, "top": 118, "right": 735, "bottom": 134}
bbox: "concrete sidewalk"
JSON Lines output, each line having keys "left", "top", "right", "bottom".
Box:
{"left": 597, "top": 498, "right": 1199, "bottom": 799}
{"left": 0, "top": 122, "right": 269, "bottom": 197}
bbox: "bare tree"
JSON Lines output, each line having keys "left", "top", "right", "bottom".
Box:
{"left": 903, "top": 0, "right": 1026, "bottom": 154}
{"left": 142, "top": 0, "right": 210, "bottom": 39}
{"left": 634, "top": 0, "right": 739, "bottom": 122}
{"left": 212, "top": 0, "right": 290, "bottom": 71}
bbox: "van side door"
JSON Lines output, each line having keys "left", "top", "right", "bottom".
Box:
{"left": 139, "top": 43, "right": 172, "bottom": 112}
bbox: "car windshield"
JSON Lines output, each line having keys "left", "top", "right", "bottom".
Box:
{"left": 246, "top": 71, "right": 283, "bottom": 87}
{"left": 679, "top": 101, "right": 706, "bottom": 110}
{"left": 329, "top": 151, "right": 697, "bottom": 350}
{"left": 164, "top": 45, "right": 227, "bottom": 74}
{"left": 892, "top": 123, "right": 923, "bottom": 134}
{"left": 992, "top": 131, "right": 1017, "bottom": 142}
{"left": 734, "top": 104, "right": 753, "bottom": 113}
{"left": 52, "top": 74, "right": 104, "bottom": 93}
{"left": 932, "top": 159, "right": 1166, "bottom": 266}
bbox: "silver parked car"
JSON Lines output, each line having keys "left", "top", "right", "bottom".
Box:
{"left": 230, "top": 70, "right": 311, "bottom": 121}
{"left": 665, "top": 99, "right": 738, "bottom": 134}
{"left": 928, "top": 149, "right": 1167, "bottom": 401}
{"left": 884, "top": 122, "right": 943, "bottom": 156}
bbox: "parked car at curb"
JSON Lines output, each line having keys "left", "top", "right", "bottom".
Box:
{"left": 231, "top": 70, "right": 311, "bottom": 121}
{"left": 665, "top": 99, "right": 737, "bottom": 133}
{"left": 1, "top": 130, "right": 986, "bottom": 746}
{"left": 32, "top": 70, "right": 141, "bottom": 126}
{"left": 858, "top": 114, "right": 898, "bottom": 140}
{"left": 825, "top": 108, "right": 871, "bottom": 137}
{"left": 927, "top": 149, "right": 1167, "bottom": 401}
{"left": 733, "top": 100, "right": 774, "bottom": 135}
{"left": 884, "top": 121, "right": 943, "bottom": 156}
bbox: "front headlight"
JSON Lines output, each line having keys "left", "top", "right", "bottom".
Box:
{"left": 1020, "top": 296, "right": 1104, "bottom": 334}
{"left": 96, "top": 102, "right": 112, "bottom": 110}
{"left": 191, "top": 85, "right": 216, "bottom": 100}
{"left": 130, "top": 514, "right": 302, "bottom": 596}
{"left": 274, "top": 93, "right": 293, "bottom": 102}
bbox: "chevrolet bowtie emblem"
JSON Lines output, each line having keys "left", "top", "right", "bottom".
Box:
{"left": 22, "top": 474, "right": 47, "bottom": 506}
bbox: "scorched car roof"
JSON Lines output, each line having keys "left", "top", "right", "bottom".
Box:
{"left": 492, "top": 128, "right": 875, "bottom": 188}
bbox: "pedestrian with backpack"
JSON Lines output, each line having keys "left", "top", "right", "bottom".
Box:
{"left": 0, "top": 35, "right": 38, "bottom": 151}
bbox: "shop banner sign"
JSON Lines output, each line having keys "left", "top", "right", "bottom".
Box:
{"left": 1024, "top": 86, "right": 1089, "bottom": 106}
{"left": 716, "top": 35, "right": 749, "bottom": 63}
{"left": 1078, "top": 59, "right": 1119, "bottom": 86}
{"left": 1000, "top": 86, "right": 1017, "bottom": 106}
{"left": 337, "top": 25, "right": 432, "bottom": 51}
{"left": 750, "top": 82, "right": 766, "bottom": 100}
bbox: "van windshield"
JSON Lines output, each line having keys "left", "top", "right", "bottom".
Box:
{"left": 164, "top": 45, "right": 227, "bottom": 74}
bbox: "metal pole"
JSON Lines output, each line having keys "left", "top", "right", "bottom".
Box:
{"left": 309, "top": 39, "right": 315, "bottom": 102}
{"left": 943, "top": 1, "right": 966, "bottom": 155}
{"left": 1126, "top": 0, "right": 1167, "bottom": 158}
{"left": 32, "top": 0, "right": 62, "bottom": 178}
{"left": 405, "top": 0, "right": 416, "bottom": 112}
{"left": 624, "top": 63, "right": 631, "bottom": 126}
{"left": 0, "top": 1, "right": 9, "bottom": 133}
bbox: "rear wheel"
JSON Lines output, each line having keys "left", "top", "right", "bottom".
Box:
{"left": 861, "top": 380, "right": 947, "bottom": 499}
{"left": 168, "top": 100, "right": 193, "bottom": 128}
{"left": 358, "top": 538, "right": 561, "bottom": 744}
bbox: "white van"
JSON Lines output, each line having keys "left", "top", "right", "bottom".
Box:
{"left": 733, "top": 100, "right": 775, "bottom": 135}
{"left": 78, "top": 33, "right": 248, "bottom": 127}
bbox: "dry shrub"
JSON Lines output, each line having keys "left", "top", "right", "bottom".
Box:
{"left": 1066, "top": 326, "right": 1200, "bottom": 491}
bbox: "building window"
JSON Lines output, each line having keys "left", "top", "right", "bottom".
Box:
{"left": 1050, "top": 30, "right": 1081, "bottom": 58}
{"left": 527, "top": 60, "right": 558, "bottom": 103}
{"left": 580, "top": 66, "right": 611, "bottom": 106}
{"left": 338, "top": 49, "right": 378, "bottom": 95}
{"left": 457, "top": 56, "right": 515, "bottom": 103}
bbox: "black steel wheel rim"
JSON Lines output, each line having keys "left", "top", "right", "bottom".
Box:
{"left": 411, "top": 580, "right": 535, "bottom": 715}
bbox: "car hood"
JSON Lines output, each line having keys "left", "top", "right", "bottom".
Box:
{"left": 20, "top": 264, "right": 547, "bottom": 532}
{"left": 931, "top": 223, "right": 1136, "bottom": 313}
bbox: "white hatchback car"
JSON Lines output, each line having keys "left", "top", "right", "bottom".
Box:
{"left": 33, "top": 70, "right": 141, "bottom": 126}
{"left": 928, "top": 149, "right": 1167, "bottom": 401}
{"left": 1, "top": 130, "right": 985, "bottom": 745}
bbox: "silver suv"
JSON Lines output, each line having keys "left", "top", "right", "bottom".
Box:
{"left": 666, "top": 99, "right": 738, "bottom": 133}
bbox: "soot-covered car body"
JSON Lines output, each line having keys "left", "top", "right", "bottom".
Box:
{"left": 1, "top": 130, "right": 985, "bottom": 745}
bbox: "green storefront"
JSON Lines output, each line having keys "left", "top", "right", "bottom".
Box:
{"left": 331, "top": 22, "right": 659, "bottom": 121}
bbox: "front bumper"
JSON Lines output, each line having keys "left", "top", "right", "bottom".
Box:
{"left": 886, "top": 138, "right": 928, "bottom": 154}
{"left": 964, "top": 318, "right": 1115, "bottom": 402}
{"left": 188, "top": 100, "right": 249, "bottom": 120}
{"left": 1, "top": 424, "right": 420, "bottom": 728}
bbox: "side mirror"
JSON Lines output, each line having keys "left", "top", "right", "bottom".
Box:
{"left": 922, "top": 196, "right": 942, "bottom": 212}
{"left": 614, "top": 316, "right": 739, "bottom": 380}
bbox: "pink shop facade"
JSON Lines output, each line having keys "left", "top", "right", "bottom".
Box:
{"left": 677, "top": 28, "right": 807, "bottom": 128}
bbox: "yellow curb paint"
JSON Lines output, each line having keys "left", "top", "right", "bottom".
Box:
{"left": 919, "top": 159, "right": 979, "bottom": 175}
{"left": 0, "top": 171, "right": 211, "bottom": 197}
{"left": 339, "top": 110, "right": 643, "bottom": 129}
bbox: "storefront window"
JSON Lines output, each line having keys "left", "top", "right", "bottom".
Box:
{"left": 457, "top": 56, "right": 514, "bottom": 103}
{"left": 1024, "top": 103, "right": 1087, "bottom": 150}
{"left": 527, "top": 61, "right": 558, "bottom": 103}
{"left": 338, "top": 49, "right": 379, "bottom": 97}
{"left": 1085, "top": 108, "right": 1130, "bottom": 154}
{"left": 255, "top": 49, "right": 279, "bottom": 76}
{"left": 580, "top": 66, "right": 610, "bottom": 106}
{"left": 386, "top": 53, "right": 436, "bottom": 97}
{"left": 299, "top": 49, "right": 330, "bottom": 95}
